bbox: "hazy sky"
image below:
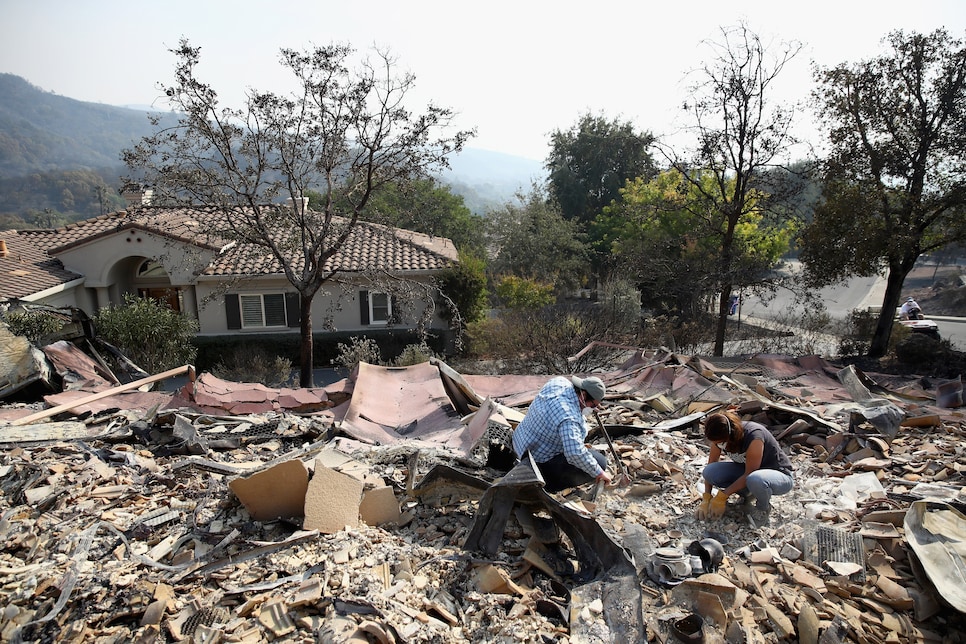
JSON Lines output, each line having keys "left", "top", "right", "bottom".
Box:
{"left": 2, "top": 1, "right": 963, "bottom": 161}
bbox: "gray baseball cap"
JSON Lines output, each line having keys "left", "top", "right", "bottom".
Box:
{"left": 571, "top": 375, "right": 606, "bottom": 402}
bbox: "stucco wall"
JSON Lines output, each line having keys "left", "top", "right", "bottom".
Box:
{"left": 56, "top": 229, "right": 216, "bottom": 288}
{"left": 44, "top": 229, "right": 451, "bottom": 340}
{"left": 194, "top": 275, "right": 448, "bottom": 336}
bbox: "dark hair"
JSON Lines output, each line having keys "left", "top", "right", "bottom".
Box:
{"left": 704, "top": 410, "right": 744, "bottom": 450}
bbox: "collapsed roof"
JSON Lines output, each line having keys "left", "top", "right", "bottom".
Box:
{"left": 1, "top": 338, "right": 965, "bottom": 642}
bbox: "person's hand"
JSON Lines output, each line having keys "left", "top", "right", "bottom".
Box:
{"left": 596, "top": 471, "right": 613, "bottom": 485}
{"left": 695, "top": 492, "right": 713, "bottom": 520}
{"left": 708, "top": 491, "right": 729, "bottom": 520}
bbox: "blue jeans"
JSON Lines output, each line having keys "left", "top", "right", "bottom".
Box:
{"left": 702, "top": 462, "right": 794, "bottom": 512}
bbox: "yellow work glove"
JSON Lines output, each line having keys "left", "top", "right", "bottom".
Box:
{"left": 708, "top": 491, "right": 729, "bottom": 520}
{"left": 695, "top": 492, "right": 713, "bottom": 520}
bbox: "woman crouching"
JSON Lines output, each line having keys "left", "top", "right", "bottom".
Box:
{"left": 695, "top": 410, "right": 794, "bottom": 526}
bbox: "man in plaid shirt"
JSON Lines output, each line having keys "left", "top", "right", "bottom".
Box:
{"left": 512, "top": 375, "right": 612, "bottom": 492}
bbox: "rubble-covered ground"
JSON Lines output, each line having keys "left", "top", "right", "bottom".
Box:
{"left": 1, "top": 347, "right": 965, "bottom": 643}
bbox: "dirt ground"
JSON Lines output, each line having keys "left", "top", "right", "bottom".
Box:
{"left": 902, "top": 264, "right": 966, "bottom": 317}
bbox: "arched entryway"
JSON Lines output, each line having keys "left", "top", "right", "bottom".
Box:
{"left": 135, "top": 258, "right": 183, "bottom": 312}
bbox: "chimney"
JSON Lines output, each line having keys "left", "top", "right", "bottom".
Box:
{"left": 121, "top": 184, "right": 154, "bottom": 208}
{"left": 0, "top": 239, "right": 7, "bottom": 257}
{"left": 285, "top": 196, "right": 310, "bottom": 213}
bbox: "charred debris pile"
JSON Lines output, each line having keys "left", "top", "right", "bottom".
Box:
{"left": 1, "top": 315, "right": 966, "bottom": 643}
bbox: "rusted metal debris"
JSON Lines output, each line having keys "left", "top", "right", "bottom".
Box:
{"left": 1, "top": 344, "right": 965, "bottom": 642}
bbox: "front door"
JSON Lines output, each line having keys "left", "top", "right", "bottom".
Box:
{"left": 138, "top": 287, "right": 182, "bottom": 312}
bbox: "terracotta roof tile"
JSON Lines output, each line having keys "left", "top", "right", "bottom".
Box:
{"left": 205, "top": 225, "right": 457, "bottom": 275}
{"left": 0, "top": 230, "right": 83, "bottom": 299}
{"left": 44, "top": 207, "right": 230, "bottom": 253}
{"left": 2, "top": 206, "right": 457, "bottom": 300}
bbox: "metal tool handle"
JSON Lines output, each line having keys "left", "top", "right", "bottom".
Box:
{"left": 593, "top": 409, "right": 631, "bottom": 484}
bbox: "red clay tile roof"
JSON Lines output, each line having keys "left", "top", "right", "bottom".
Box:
{"left": 206, "top": 220, "right": 459, "bottom": 276}
{"left": 0, "top": 230, "right": 83, "bottom": 299}
{"left": 40, "top": 207, "right": 231, "bottom": 253}
{"left": 1, "top": 206, "right": 458, "bottom": 300}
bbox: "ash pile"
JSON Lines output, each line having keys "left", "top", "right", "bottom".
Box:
{"left": 1, "top": 335, "right": 966, "bottom": 643}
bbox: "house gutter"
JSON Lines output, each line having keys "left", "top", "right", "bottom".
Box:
{"left": 21, "top": 277, "right": 87, "bottom": 302}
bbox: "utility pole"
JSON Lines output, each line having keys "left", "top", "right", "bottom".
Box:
{"left": 95, "top": 186, "right": 105, "bottom": 215}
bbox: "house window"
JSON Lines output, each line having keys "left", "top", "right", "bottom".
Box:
{"left": 137, "top": 259, "right": 167, "bottom": 278}
{"left": 240, "top": 293, "right": 288, "bottom": 328}
{"left": 369, "top": 292, "right": 392, "bottom": 325}
{"left": 225, "top": 292, "right": 299, "bottom": 330}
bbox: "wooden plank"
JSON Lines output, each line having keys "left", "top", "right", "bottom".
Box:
{"left": 0, "top": 421, "right": 98, "bottom": 443}
{"left": 6, "top": 365, "right": 194, "bottom": 427}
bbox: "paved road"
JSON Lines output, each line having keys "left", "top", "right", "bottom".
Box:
{"left": 928, "top": 316, "right": 966, "bottom": 350}
{"left": 737, "top": 263, "right": 966, "bottom": 351}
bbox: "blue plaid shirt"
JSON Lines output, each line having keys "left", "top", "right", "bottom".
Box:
{"left": 512, "top": 376, "right": 603, "bottom": 478}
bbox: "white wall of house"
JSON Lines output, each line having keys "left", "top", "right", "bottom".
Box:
{"left": 23, "top": 280, "right": 87, "bottom": 309}
{"left": 40, "top": 230, "right": 451, "bottom": 339}
{"left": 193, "top": 274, "right": 448, "bottom": 336}
{"left": 56, "top": 228, "right": 216, "bottom": 287}
{"left": 51, "top": 228, "right": 217, "bottom": 318}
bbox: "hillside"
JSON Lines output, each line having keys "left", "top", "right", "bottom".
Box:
{"left": 0, "top": 74, "right": 544, "bottom": 222}
{"left": 0, "top": 73, "right": 173, "bottom": 174}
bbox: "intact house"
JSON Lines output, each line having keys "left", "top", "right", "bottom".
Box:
{"left": 0, "top": 201, "right": 460, "bottom": 362}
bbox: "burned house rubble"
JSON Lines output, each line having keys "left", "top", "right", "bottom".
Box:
{"left": 1, "top": 334, "right": 966, "bottom": 643}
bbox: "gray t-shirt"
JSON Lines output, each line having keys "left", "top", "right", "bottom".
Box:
{"left": 726, "top": 421, "right": 793, "bottom": 475}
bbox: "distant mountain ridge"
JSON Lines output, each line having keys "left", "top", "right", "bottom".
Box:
{"left": 0, "top": 73, "right": 171, "bottom": 174}
{"left": 0, "top": 73, "right": 544, "bottom": 217}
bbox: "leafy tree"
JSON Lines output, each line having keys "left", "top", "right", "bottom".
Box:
{"left": 359, "top": 178, "right": 486, "bottom": 256}
{"left": 487, "top": 186, "right": 591, "bottom": 293}
{"left": 0, "top": 169, "right": 123, "bottom": 225}
{"left": 659, "top": 23, "right": 803, "bottom": 356}
{"left": 800, "top": 29, "right": 966, "bottom": 357}
{"left": 124, "top": 40, "right": 472, "bottom": 386}
{"left": 598, "top": 169, "right": 792, "bottom": 318}
{"left": 494, "top": 276, "right": 555, "bottom": 309}
{"left": 437, "top": 249, "right": 488, "bottom": 328}
{"left": 546, "top": 112, "right": 657, "bottom": 226}
{"left": 94, "top": 293, "right": 199, "bottom": 375}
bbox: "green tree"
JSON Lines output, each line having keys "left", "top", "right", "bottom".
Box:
{"left": 494, "top": 276, "right": 555, "bottom": 309}
{"left": 800, "top": 29, "right": 966, "bottom": 357}
{"left": 487, "top": 186, "right": 591, "bottom": 293}
{"left": 598, "top": 169, "right": 792, "bottom": 319}
{"left": 546, "top": 112, "right": 657, "bottom": 226}
{"left": 124, "top": 40, "right": 472, "bottom": 386}
{"left": 361, "top": 178, "right": 486, "bottom": 256}
{"left": 437, "top": 249, "right": 488, "bottom": 328}
{"left": 94, "top": 294, "right": 198, "bottom": 375}
{"left": 660, "top": 23, "right": 803, "bottom": 356}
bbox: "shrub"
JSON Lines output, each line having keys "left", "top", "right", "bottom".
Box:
{"left": 597, "top": 279, "right": 642, "bottom": 332}
{"left": 211, "top": 346, "right": 294, "bottom": 387}
{"left": 335, "top": 336, "right": 382, "bottom": 372}
{"left": 393, "top": 342, "right": 437, "bottom": 366}
{"left": 438, "top": 251, "right": 488, "bottom": 327}
{"left": 837, "top": 308, "right": 877, "bottom": 357}
{"left": 467, "top": 300, "right": 643, "bottom": 374}
{"left": 641, "top": 313, "right": 713, "bottom": 354}
{"left": 464, "top": 317, "right": 505, "bottom": 359}
{"left": 94, "top": 294, "right": 198, "bottom": 374}
{"left": 894, "top": 331, "right": 946, "bottom": 366}
{"left": 494, "top": 276, "right": 555, "bottom": 309}
{"left": 2, "top": 309, "right": 63, "bottom": 344}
